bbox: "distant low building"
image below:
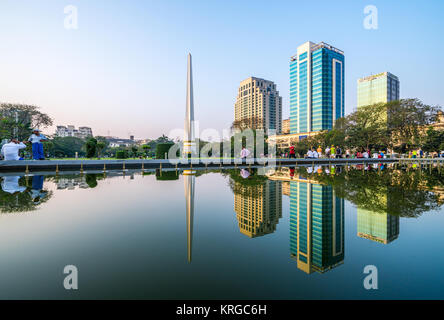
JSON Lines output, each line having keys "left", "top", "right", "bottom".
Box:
{"left": 56, "top": 125, "right": 93, "bottom": 139}
{"left": 105, "top": 136, "right": 137, "bottom": 148}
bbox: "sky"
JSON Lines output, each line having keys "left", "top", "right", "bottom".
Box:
{"left": 0, "top": 0, "right": 443, "bottom": 139}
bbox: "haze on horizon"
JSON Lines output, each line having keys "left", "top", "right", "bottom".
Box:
{"left": 0, "top": 0, "right": 443, "bottom": 139}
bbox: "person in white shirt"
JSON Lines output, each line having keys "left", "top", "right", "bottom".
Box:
{"left": 363, "top": 151, "right": 369, "bottom": 158}
{"left": 28, "top": 129, "right": 47, "bottom": 160}
{"left": 313, "top": 149, "right": 319, "bottom": 158}
{"left": 306, "top": 149, "right": 314, "bottom": 158}
{"left": 325, "top": 146, "right": 330, "bottom": 158}
{"left": 240, "top": 147, "right": 250, "bottom": 159}
{"left": 1, "top": 139, "right": 26, "bottom": 160}
{"left": 1, "top": 175, "right": 27, "bottom": 194}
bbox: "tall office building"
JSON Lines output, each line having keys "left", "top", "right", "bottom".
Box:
{"left": 234, "top": 179, "right": 282, "bottom": 238}
{"left": 234, "top": 77, "right": 282, "bottom": 134}
{"left": 357, "top": 72, "right": 399, "bottom": 108}
{"left": 290, "top": 41, "right": 345, "bottom": 135}
{"left": 290, "top": 180, "right": 345, "bottom": 274}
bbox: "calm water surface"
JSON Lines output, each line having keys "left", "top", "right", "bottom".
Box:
{"left": 0, "top": 165, "right": 443, "bottom": 299}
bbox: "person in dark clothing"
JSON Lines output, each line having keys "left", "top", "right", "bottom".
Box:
{"left": 336, "top": 146, "right": 342, "bottom": 158}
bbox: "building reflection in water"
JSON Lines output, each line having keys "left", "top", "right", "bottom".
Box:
{"left": 184, "top": 170, "right": 195, "bottom": 263}
{"left": 233, "top": 172, "right": 282, "bottom": 238}
{"left": 357, "top": 191, "right": 400, "bottom": 245}
{"left": 289, "top": 175, "right": 345, "bottom": 274}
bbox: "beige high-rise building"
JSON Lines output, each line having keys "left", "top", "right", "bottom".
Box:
{"left": 282, "top": 119, "right": 290, "bottom": 134}
{"left": 234, "top": 77, "right": 282, "bottom": 134}
{"left": 234, "top": 179, "right": 282, "bottom": 238}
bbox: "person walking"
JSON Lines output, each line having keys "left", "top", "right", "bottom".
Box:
{"left": 1, "top": 139, "right": 26, "bottom": 160}
{"left": 412, "top": 150, "right": 417, "bottom": 159}
{"left": 28, "top": 129, "right": 47, "bottom": 160}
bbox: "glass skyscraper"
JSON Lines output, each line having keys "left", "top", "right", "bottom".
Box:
{"left": 357, "top": 72, "right": 399, "bottom": 108}
{"left": 289, "top": 179, "right": 345, "bottom": 274}
{"left": 290, "top": 42, "right": 345, "bottom": 135}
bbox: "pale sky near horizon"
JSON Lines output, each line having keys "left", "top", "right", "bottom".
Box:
{"left": 0, "top": 0, "right": 443, "bottom": 139}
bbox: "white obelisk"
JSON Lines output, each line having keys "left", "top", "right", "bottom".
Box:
{"left": 184, "top": 170, "right": 195, "bottom": 263}
{"left": 184, "top": 53, "right": 196, "bottom": 158}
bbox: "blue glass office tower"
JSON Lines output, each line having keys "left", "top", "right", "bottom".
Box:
{"left": 290, "top": 179, "right": 345, "bottom": 274}
{"left": 290, "top": 42, "right": 345, "bottom": 135}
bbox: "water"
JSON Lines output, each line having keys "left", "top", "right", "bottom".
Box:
{"left": 0, "top": 164, "right": 443, "bottom": 299}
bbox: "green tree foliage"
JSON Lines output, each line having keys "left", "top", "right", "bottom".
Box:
{"left": 386, "top": 99, "right": 439, "bottom": 150}
{"left": 156, "top": 142, "right": 174, "bottom": 159}
{"left": 85, "top": 174, "right": 98, "bottom": 188}
{"left": 52, "top": 137, "right": 85, "bottom": 158}
{"left": 421, "top": 127, "right": 444, "bottom": 152}
{"left": 0, "top": 103, "right": 53, "bottom": 140}
{"left": 290, "top": 99, "right": 442, "bottom": 154}
{"left": 96, "top": 142, "right": 106, "bottom": 159}
{"left": 115, "top": 150, "right": 128, "bottom": 159}
{"left": 85, "top": 138, "right": 98, "bottom": 158}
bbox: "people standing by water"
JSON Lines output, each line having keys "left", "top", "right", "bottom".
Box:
{"left": 363, "top": 150, "right": 369, "bottom": 158}
{"left": 306, "top": 148, "right": 314, "bottom": 159}
{"left": 335, "top": 146, "right": 342, "bottom": 158}
{"left": 325, "top": 146, "right": 330, "bottom": 158}
{"left": 345, "top": 148, "right": 351, "bottom": 158}
{"left": 289, "top": 145, "right": 296, "bottom": 158}
{"left": 28, "top": 129, "right": 47, "bottom": 160}
{"left": 316, "top": 145, "right": 323, "bottom": 158}
{"left": 1, "top": 139, "right": 26, "bottom": 160}
{"left": 412, "top": 150, "right": 417, "bottom": 159}
{"left": 330, "top": 145, "right": 336, "bottom": 158}
{"left": 312, "top": 148, "right": 319, "bottom": 159}
{"left": 240, "top": 147, "right": 251, "bottom": 164}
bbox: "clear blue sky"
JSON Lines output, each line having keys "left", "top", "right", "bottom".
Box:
{"left": 0, "top": 0, "right": 443, "bottom": 139}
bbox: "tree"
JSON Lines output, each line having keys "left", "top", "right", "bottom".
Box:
{"left": 142, "top": 144, "right": 151, "bottom": 157}
{"left": 386, "top": 99, "right": 440, "bottom": 151}
{"left": 85, "top": 138, "right": 97, "bottom": 158}
{"left": 422, "top": 127, "right": 444, "bottom": 152}
{"left": 52, "top": 137, "right": 85, "bottom": 158}
{"left": 0, "top": 103, "right": 53, "bottom": 140}
{"left": 96, "top": 142, "right": 106, "bottom": 159}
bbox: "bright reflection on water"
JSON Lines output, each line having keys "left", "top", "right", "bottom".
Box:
{"left": 0, "top": 163, "right": 443, "bottom": 299}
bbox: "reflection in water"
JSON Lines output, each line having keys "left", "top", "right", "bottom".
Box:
{"left": 57, "top": 176, "right": 89, "bottom": 189}
{"left": 231, "top": 169, "right": 282, "bottom": 238}
{"left": 0, "top": 175, "right": 51, "bottom": 213}
{"left": 357, "top": 205, "right": 400, "bottom": 244}
{"left": 289, "top": 178, "right": 345, "bottom": 274}
{"left": 184, "top": 170, "right": 195, "bottom": 263}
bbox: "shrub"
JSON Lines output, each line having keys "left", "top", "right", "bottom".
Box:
{"left": 155, "top": 143, "right": 174, "bottom": 159}
{"left": 116, "top": 150, "right": 128, "bottom": 159}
